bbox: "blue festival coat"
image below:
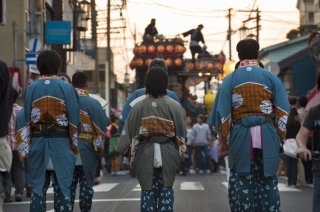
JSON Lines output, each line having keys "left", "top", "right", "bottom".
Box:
{"left": 16, "top": 77, "right": 80, "bottom": 197}
{"left": 118, "top": 88, "right": 181, "bottom": 132}
{"left": 208, "top": 61, "right": 290, "bottom": 177}
{"left": 76, "top": 89, "right": 108, "bottom": 187}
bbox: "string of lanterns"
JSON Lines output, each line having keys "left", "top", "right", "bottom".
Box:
{"left": 130, "top": 41, "right": 186, "bottom": 69}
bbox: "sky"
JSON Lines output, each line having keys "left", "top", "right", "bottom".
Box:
{"left": 96, "top": 0, "right": 300, "bottom": 83}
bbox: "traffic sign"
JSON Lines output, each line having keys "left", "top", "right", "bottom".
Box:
{"left": 25, "top": 52, "right": 37, "bottom": 65}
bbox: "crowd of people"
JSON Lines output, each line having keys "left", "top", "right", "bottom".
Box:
{"left": 0, "top": 38, "right": 319, "bottom": 212}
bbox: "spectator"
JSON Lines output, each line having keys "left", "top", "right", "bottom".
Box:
{"left": 108, "top": 115, "right": 123, "bottom": 176}
{"left": 16, "top": 50, "right": 80, "bottom": 211}
{"left": 117, "top": 65, "right": 186, "bottom": 212}
{"left": 297, "top": 96, "right": 308, "bottom": 186}
{"left": 192, "top": 114, "right": 211, "bottom": 174}
{"left": 0, "top": 60, "right": 13, "bottom": 210}
{"left": 296, "top": 104, "right": 320, "bottom": 212}
{"left": 284, "top": 108, "right": 300, "bottom": 187}
{"left": 185, "top": 116, "right": 193, "bottom": 173}
{"left": 7, "top": 89, "right": 23, "bottom": 202}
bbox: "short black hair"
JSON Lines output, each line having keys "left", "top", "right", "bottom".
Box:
{"left": 236, "top": 39, "right": 260, "bottom": 60}
{"left": 37, "top": 50, "right": 61, "bottom": 75}
{"left": 298, "top": 96, "right": 308, "bottom": 108}
{"left": 72, "top": 71, "right": 88, "bottom": 89}
{"left": 148, "top": 58, "right": 167, "bottom": 72}
{"left": 289, "top": 97, "right": 297, "bottom": 106}
{"left": 145, "top": 66, "right": 168, "bottom": 98}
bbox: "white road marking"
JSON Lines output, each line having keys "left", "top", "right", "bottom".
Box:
{"left": 93, "top": 183, "right": 119, "bottom": 192}
{"left": 221, "top": 182, "right": 301, "bottom": 192}
{"left": 180, "top": 182, "right": 204, "bottom": 191}
{"left": 46, "top": 183, "right": 119, "bottom": 194}
{"left": 133, "top": 184, "right": 141, "bottom": 191}
{"left": 8, "top": 198, "right": 141, "bottom": 206}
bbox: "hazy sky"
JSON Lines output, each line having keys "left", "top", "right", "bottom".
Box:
{"left": 97, "top": 0, "right": 300, "bottom": 82}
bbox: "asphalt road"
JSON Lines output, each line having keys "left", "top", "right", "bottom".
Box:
{"left": 3, "top": 171, "right": 313, "bottom": 212}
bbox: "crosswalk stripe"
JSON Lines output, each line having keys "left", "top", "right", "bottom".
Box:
{"left": 46, "top": 183, "right": 119, "bottom": 194}
{"left": 9, "top": 198, "right": 141, "bottom": 206}
{"left": 133, "top": 184, "right": 141, "bottom": 191}
{"left": 180, "top": 182, "right": 205, "bottom": 191}
{"left": 221, "top": 182, "right": 301, "bottom": 192}
{"left": 93, "top": 183, "right": 119, "bottom": 192}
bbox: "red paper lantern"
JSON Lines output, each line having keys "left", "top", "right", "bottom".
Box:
{"left": 174, "top": 58, "right": 183, "bottom": 66}
{"left": 166, "top": 45, "right": 174, "bottom": 53}
{"left": 196, "top": 63, "right": 203, "bottom": 70}
{"left": 135, "top": 58, "right": 144, "bottom": 66}
{"left": 165, "top": 58, "right": 173, "bottom": 66}
{"left": 148, "top": 45, "right": 156, "bottom": 53}
{"left": 174, "top": 45, "right": 186, "bottom": 53}
{"left": 157, "top": 45, "right": 165, "bottom": 53}
{"left": 138, "top": 45, "right": 147, "bottom": 53}
{"left": 133, "top": 46, "right": 139, "bottom": 54}
{"left": 186, "top": 62, "right": 195, "bottom": 70}
{"left": 145, "top": 58, "right": 152, "bottom": 65}
{"left": 206, "top": 63, "right": 214, "bottom": 71}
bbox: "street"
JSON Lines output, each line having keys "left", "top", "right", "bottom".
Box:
{"left": 3, "top": 171, "right": 313, "bottom": 212}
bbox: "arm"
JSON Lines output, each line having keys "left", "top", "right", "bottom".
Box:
{"left": 272, "top": 76, "right": 290, "bottom": 142}
{"left": 199, "top": 32, "right": 205, "bottom": 44}
{"left": 65, "top": 86, "right": 80, "bottom": 154}
{"left": 117, "top": 104, "right": 141, "bottom": 153}
{"left": 182, "top": 29, "right": 192, "bottom": 37}
{"left": 90, "top": 99, "right": 109, "bottom": 153}
{"left": 207, "top": 125, "right": 212, "bottom": 142}
{"left": 296, "top": 126, "right": 312, "bottom": 160}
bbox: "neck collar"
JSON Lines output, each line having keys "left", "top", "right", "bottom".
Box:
{"left": 39, "top": 75, "right": 59, "bottom": 80}
{"left": 75, "top": 88, "right": 89, "bottom": 96}
{"left": 238, "top": 60, "right": 259, "bottom": 68}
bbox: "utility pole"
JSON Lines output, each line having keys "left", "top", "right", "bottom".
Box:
{"left": 239, "top": 8, "right": 260, "bottom": 43}
{"left": 227, "top": 8, "right": 232, "bottom": 60}
{"left": 107, "top": 0, "right": 111, "bottom": 82}
{"left": 256, "top": 7, "right": 260, "bottom": 43}
{"left": 91, "top": 0, "right": 99, "bottom": 93}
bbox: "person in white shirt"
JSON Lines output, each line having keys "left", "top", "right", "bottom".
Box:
{"left": 192, "top": 114, "right": 211, "bottom": 173}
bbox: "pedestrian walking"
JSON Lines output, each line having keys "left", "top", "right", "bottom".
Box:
{"left": 0, "top": 60, "right": 13, "bottom": 212}
{"left": 108, "top": 115, "right": 123, "bottom": 176}
{"left": 7, "top": 89, "right": 24, "bottom": 202}
{"left": 209, "top": 39, "right": 290, "bottom": 211}
{"left": 70, "top": 71, "right": 108, "bottom": 211}
{"left": 296, "top": 104, "right": 320, "bottom": 212}
{"left": 16, "top": 50, "right": 80, "bottom": 211}
{"left": 117, "top": 65, "right": 186, "bottom": 212}
{"left": 284, "top": 108, "right": 300, "bottom": 187}
{"left": 192, "top": 114, "right": 211, "bottom": 174}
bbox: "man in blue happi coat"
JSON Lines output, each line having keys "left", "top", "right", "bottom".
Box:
{"left": 71, "top": 71, "right": 108, "bottom": 211}
{"left": 16, "top": 50, "right": 80, "bottom": 211}
{"left": 208, "top": 39, "right": 290, "bottom": 211}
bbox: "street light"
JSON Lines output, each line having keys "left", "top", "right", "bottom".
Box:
{"left": 77, "top": 0, "right": 91, "bottom": 31}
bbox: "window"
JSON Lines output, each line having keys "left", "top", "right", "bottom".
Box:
{"left": 309, "top": 12, "right": 315, "bottom": 24}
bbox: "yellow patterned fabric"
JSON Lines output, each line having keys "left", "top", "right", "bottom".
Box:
{"left": 79, "top": 110, "right": 105, "bottom": 153}
{"left": 232, "top": 83, "right": 273, "bottom": 121}
{"left": 138, "top": 116, "right": 175, "bottom": 139}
